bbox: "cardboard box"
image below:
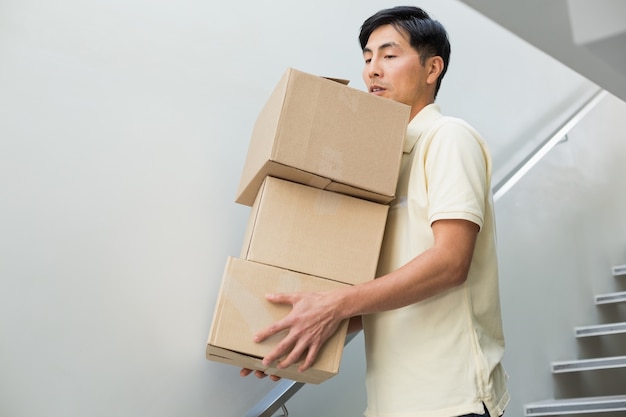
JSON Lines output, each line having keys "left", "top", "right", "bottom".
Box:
{"left": 236, "top": 67, "right": 410, "bottom": 206}
{"left": 241, "top": 176, "right": 388, "bottom": 285}
{"left": 206, "top": 257, "right": 350, "bottom": 384}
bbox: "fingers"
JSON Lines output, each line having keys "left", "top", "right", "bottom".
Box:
{"left": 240, "top": 368, "right": 265, "bottom": 378}
{"left": 239, "top": 368, "right": 281, "bottom": 382}
{"left": 253, "top": 319, "right": 290, "bottom": 344}
{"left": 272, "top": 337, "right": 307, "bottom": 369}
{"left": 260, "top": 332, "right": 300, "bottom": 367}
{"left": 265, "top": 292, "right": 300, "bottom": 305}
{"left": 253, "top": 293, "right": 301, "bottom": 344}
{"left": 263, "top": 330, "right": 323, "bottom": 372}
{"left": 299, "top": 343, "right": 321, "bottom": 373}
{"left": 254, "top": 291, "right": 337, "bottom": 373}
{"left": 241, "top": 291, "right": 330, "bottom": 380}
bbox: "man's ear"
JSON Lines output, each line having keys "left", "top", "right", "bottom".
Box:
{"left": 426, "top": 56, "right": 444, "bottom": 86}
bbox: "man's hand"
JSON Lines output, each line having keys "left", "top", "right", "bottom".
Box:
{"left": 253, "top": 290, "right": 346, "bottom": 373}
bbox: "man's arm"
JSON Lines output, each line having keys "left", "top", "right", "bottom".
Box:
{"left": 253, "top": 218, "right": 479, "bottom": 373}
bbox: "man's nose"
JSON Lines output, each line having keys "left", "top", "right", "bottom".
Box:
{"left": 367, "top": 59, "right": 382, "bottom": 78}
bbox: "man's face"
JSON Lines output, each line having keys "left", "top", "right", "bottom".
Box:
{"left": 362, "top": 24, "right": 435, "bottom": 118}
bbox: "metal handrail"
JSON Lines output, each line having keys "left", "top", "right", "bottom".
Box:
{"left": 492, "top": 88, "right": 607, "bottom": 202}
{"left": 244, "top": 332, "right": 359, "bottom": 417}
{"left": 245, "top": 87, "right": 608, "bottom": 417}
{"left": 243, "top": 377, "right": 303, "bottom": 417}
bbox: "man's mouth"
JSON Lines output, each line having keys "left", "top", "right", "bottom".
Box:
{"left": 369, "top": 85, "right": 386, "bottom": 94}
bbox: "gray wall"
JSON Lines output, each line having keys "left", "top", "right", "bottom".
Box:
{"left": 496, "top": 92, "right": 626, "bottom": 416}
{"left": 1, "top": 0, "right": 620, "bottom": 416}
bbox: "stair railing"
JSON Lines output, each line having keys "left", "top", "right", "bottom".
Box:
{"left": 243, "top": 332, "right": 358, "bottom": 417}
{"left": 492, "top": 89, "right": 607, "bottom": 202}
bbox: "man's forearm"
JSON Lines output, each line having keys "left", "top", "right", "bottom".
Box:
{"left": 336, "top": 219, "right": 479, "bottom": 319}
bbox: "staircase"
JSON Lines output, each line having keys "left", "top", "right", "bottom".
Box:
{"left": 524, "top": 266, "right": 626, "bottom": 416}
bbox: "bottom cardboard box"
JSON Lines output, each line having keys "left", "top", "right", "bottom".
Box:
{"left": 206, "top": 257, "right": 350, "bottom": 384}
{"left": 207, "top": 345, "right": 343, "bottom": 385}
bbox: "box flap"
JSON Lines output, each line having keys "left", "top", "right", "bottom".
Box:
{"left": 324, "top": 181, "right": 395, "bottom": 204}
{"left": 323, "top": 76, "right": 349, "bottom": 85}
{"left": 235, "top": 161, "right": 331, "bottom": 206}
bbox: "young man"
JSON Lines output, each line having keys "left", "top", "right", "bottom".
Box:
{"left": 242, "top": 6, "right": 509, "bottom": 417}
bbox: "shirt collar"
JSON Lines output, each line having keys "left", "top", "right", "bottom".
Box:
{"left": 403, "top": 103, "right": 443, "bottom": 153}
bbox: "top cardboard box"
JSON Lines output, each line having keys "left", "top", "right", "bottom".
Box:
{"left": 236, "top": 68, "right": 411, "bottom": 206}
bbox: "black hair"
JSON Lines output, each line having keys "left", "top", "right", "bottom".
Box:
{"left": 359, "top": 6, "right": 451, "bottom": 98}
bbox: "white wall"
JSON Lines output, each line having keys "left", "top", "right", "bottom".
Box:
{"left": 0, "top": 0, "right": 610, "bottom": 416}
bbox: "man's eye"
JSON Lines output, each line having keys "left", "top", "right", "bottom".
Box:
{"left": 384, "top": 55, "right": 396, "bottom": 59}
{"left": 364, "top": 58, "right": 371, "bottom": 64}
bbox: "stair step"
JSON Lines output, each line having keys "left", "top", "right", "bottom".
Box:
{"left": 552, "top": 355, "right": 626, "bottom": 373}
{"left": 575, "top": 322, "right": 626, "bottom": 337}
{"left": 525, "top": 395, "right": 626, "bottom": 416}
{"left": 612, "top": 264, "right": 626, "bottom": 276}
{"left": 595, "top": 291, "right": 626, "bottom": 305}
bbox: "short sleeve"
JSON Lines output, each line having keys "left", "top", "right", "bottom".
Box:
{"left": 421, "top": 120, "right": 489, "bottom": 229}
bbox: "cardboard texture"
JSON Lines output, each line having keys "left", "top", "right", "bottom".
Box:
{"left": 235, "top": 67, "right": 410, "bottom": 206}
{"left": 241, "top": 176, "right": 388, "bottom": 285}
{"left": 206, "top": 257, "right": 350, "bottom": 384}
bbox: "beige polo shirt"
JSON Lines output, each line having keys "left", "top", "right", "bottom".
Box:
{"left": 362, "top": 104, "right": 509, "bottom": 417}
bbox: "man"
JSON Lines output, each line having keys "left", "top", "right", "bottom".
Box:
{"left": 242, "top": 6, "right": 509, "bottom": 417}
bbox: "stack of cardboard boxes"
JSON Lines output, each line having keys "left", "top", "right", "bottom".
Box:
{"left": 206, "top": 68, "right": 410, "bottom": 384}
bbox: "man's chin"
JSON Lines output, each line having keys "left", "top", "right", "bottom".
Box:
{"left": 370, "top": 91, "right": 389, "bottom": 99}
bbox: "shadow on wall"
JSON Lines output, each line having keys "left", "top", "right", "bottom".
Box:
{"left": 576, "top": 332, "right": 626, "bottom": 359}
{"left": 553, "top": 365, "right": 626, "bottom": 399}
